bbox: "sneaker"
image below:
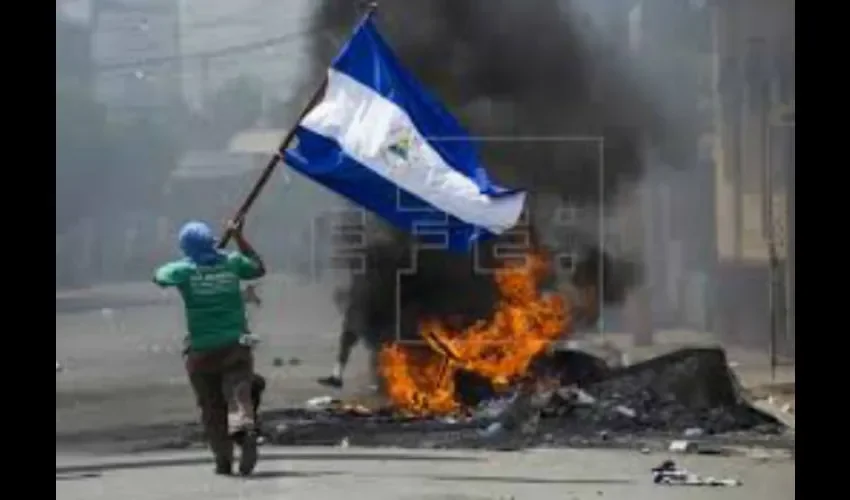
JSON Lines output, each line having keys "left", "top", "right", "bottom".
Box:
{"left": 238, "top": 431, "right": 259, "bottom": 476}
{"left": 317, "top": 375, "right": 343, "bottom": 389}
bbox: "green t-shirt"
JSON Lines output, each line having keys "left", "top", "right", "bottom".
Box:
{"left": 154, "top": 252, "right": 264, "bottom": 352}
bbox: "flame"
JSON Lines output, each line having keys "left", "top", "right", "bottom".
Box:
{"left": 378, "top": 252, "right": 570, "bottom": 416}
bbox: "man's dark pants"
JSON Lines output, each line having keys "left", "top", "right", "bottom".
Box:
{"left": 185, "top": 344, "right": 257, "bottom": 464}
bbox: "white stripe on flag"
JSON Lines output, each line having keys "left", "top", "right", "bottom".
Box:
{"left": 299, "top": 69, "right": 526, "bottom": 235}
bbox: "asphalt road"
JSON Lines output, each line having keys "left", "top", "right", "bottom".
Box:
{"left": 56, "top": 274, "right": 377, "bottom": 434}
{"left": 56, "top": 446, "right": 794, "bottom": 500}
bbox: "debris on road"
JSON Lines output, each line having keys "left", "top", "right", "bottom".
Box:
{"left": 683, "top": 427, "right": 704, "bottom": 438}
{"left": 746, "top": 447, "right": 793, "bottom": 461}
{"left": 478, "top": 421, "right": 505, "bottom": 438}
{"left": 746, "top": 382, "right": 795, "bottom": 430}
{"left": 751, "top": 398, "right": 796, "bottom": 430}
{"left": 613, "top": 405, "right": 636, "bottom": 418}
{"left": 652, "top": 460, "right": 741, "bottom": 486}
{"left": 271, "top": 356, "right": 301, "bottom": 367}
{"left": 668, "top": 440, "right": 697, "bottom": 453}
{"left": 305, "top": 395, "right": 340, "bottom": 410}
{"left": 572, "top": 388, "right": 598, "bottom": 406}
{"left": 475, "top": 394, "right": 518, "bottom": 420}
{"left": 695, "top": 446, "right": 730, "bottom": 456}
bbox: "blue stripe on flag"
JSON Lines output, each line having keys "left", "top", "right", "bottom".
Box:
{"left": 283, "top": 16, "right": 525, "bottom": 252}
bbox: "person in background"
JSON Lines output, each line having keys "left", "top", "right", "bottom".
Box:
{"left": 317, "top": 329, "right": 368, "bottom": 390}
{"left": 318, "top": 284, "right": 362, "bottom": 389}
{"left": 153, "top": 219, "right": 266, "bottom": 477}
{"left": 317, "top": 290, "right": 380, "bottom": 391}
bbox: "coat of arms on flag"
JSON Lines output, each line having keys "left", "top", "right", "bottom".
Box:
{"left": 383, "top": 123, "right": 420, "bottom": 175}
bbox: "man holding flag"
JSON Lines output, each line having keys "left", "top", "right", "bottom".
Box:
{"left": 283, "top": 9, "right": 526, "bottom": 389}
{"left": 153, "top": 219, "right": 265, "bottom": 477}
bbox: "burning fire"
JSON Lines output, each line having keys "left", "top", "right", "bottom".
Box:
{"left": 378, "top": 252, "right": 570, "bottom": 415}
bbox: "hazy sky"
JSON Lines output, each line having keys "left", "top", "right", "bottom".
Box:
{"left": 179, "top": 0, "right": 313, "bottom": 108}
{"left": 58, "top": 0, "right": 315, "bottom": 111}
{"left": 56, "top": 0, "right": 90, "bottom": 24}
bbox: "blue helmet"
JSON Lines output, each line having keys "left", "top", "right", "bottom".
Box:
{"left": 178, "top": 221, "right": 224, "bottom": 265}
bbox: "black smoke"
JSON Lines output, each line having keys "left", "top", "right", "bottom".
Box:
{"left": 306, "top": 0, "right": 655, "bottom": 347}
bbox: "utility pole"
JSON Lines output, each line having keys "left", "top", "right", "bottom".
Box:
{"left": 785, "top": 105, "right": 794, "bottom": 359}
{"left": 747, "top": 36, "right": 780, "bottom": 381}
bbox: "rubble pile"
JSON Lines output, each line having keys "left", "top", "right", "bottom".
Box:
{"left": 539, "top": 347, "right": 775, "bottom": 435}
{"left": 261, "top": 347, "right": 786, "bottom": 450}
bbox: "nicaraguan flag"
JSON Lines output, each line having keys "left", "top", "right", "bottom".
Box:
{"left": 283, "top": 15, "right": 527, "bottom": 252}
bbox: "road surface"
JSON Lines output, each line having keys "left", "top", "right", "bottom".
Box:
{"left": 56, "top": 446, "right": 794, "bottom": 500}
{"left": 57, "top": 275, "right": 377, "bottom": 434}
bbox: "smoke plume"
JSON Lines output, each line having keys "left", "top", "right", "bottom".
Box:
{"left": 306, "top": 0, "right": 657, "bottom": 345}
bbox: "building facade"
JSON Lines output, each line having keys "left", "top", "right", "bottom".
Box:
{"left": 710, "top": 0, "right": 794, "bottom": 354}
{"left": 618, "top": 0, "right": 794, "bottom": 354}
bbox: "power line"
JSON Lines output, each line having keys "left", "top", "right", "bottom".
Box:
{"left": 96, "top": 26, "right": 321, "bottom": 72}
{"left": 87, "top": 0, "right": 315, "bottom": 58}
{"left": 180, "top": 0, "right": 276, "bottom": 31}
{"left": 90, "top": 6, "right": 313, "bottom": 44}
{"left": 95, "top": 61, "right": 307, "bottom": 85}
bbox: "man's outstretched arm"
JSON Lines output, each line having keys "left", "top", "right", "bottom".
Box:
{"left": 229, "top": 219, "right": 266, "bottom": 279}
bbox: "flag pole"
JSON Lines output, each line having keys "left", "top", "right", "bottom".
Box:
{"left": 217, "top": 79, "right": 327, "bottom": 249}
{"left": 218, "top": 2, "right": 379, "bottom": 249}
